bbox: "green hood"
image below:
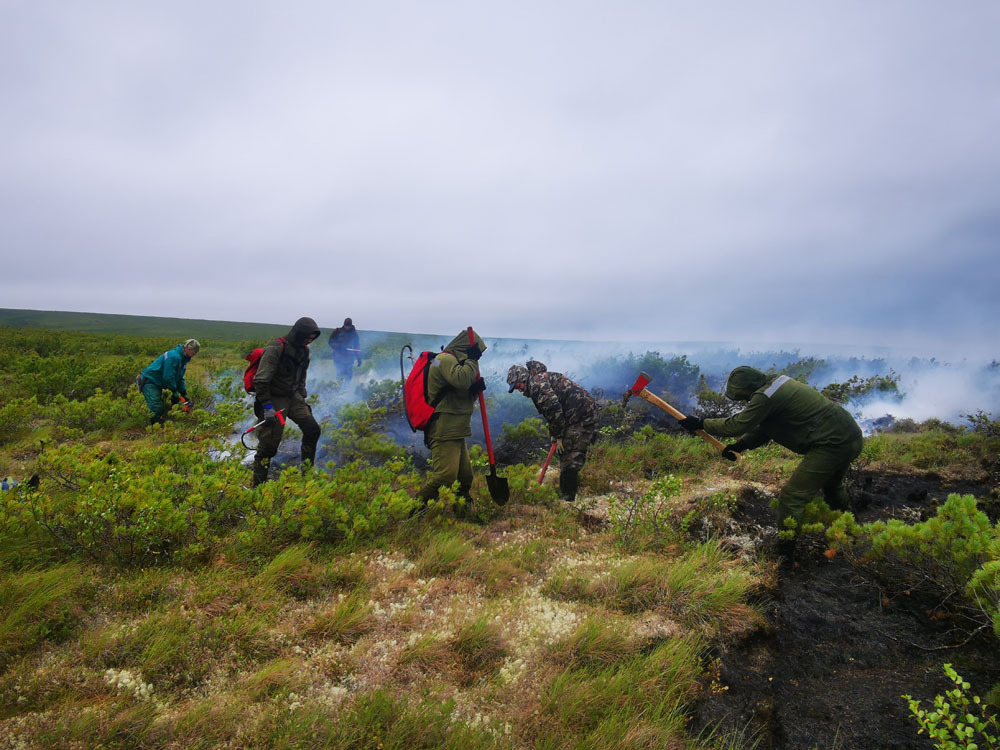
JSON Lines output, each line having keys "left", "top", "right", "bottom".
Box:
{"left": 287, "top": 317, "right": 321, "bottom": 347}
{"left": 444, "top": 329, "right": 486, "bottom": 360}
{"left": 724, "top": 366, "right": 769, "bottom": 401}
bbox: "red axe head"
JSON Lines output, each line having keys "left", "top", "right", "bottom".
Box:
{"left": 629, "top": 371, "right": 652, "bottom": 394}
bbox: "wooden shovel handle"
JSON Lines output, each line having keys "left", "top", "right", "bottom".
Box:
{"left": 635, "top": 389, "right": 737, "bottom": 456}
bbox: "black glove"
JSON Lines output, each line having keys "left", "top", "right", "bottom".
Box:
{"left": 263, "top": 404, "right": 279, "bottom": 424}
{"left": 170, "top": 393, "right": 181, "bottom": 405}
{"left": 720, "top": 441, "right": 747, "bottom": 462}
{"left": 677, "top": 416, "right": 704, "bottom": 433}
{"left": 469, "top": 377, "right": 487, "bottom": 395}
{"left": 466, "top": 343, "right": 483, "bottom": 361}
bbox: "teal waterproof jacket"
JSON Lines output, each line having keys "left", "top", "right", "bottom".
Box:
{"left": 703, "top": 366, "right": 861, "bottom": 454}
{"left": 140, "top": 344, "right": 192, "bottom": 396}
{"left": 425, "top": 329, "right": 486, "bottom": 441}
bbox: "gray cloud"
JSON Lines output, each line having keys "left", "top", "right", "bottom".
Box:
{"left": 2, "top": 1, "right": 999, "bottom": 357}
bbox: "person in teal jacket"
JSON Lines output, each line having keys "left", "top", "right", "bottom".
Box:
{"left": 678, "top": 366, "right": 863, "bottom": 564}
{"left": 137, "top": 339, "right": 200, "bottom": 425}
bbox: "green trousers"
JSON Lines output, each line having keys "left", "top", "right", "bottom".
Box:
{"left": 777, "top": 435, "right": 864, "bottom": 528}
{"left": 253, "top": 395, "right": 321, "bottom": 463}
{"left": 418, "top": 438, "right": 473, "bottom": 502}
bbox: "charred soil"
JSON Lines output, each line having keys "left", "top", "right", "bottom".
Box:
{"left": 694, "top": 470, "right": 1000, "bottom": 750}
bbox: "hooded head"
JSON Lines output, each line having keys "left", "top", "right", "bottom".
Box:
{"left": 507, "top": 364, "right": 529, "bottom": 393}
{"left": 724, "top": 366, "right": 769, "bottom": 401}
{"left": 444, "top": 328, "right": 486, "bottom": 360}
{"left": 288, "top": 317, "right": 321, "bottom": 346}
{"left": 343, "top": 317, "right": 353, "bottom": 328}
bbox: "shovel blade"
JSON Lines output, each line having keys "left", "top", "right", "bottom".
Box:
{"left": 486, "top": 470, "right": 509, "bottom": 505}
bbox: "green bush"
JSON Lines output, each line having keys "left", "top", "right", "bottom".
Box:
{"left": 828, "top": 495, "right": 1000, "bottom": 639}
{"left": 905, "top": 663, "right": 1000, "bottom": 749}
{"left": 608, "top": 473, "right": 682, "bottom": 551}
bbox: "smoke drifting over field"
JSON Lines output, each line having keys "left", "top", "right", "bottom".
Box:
{"left": 301, "top": 331, "right": 999, "bottom": 446}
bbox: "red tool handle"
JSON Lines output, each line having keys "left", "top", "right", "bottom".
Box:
{"left": 245, "top": 408, "right": 285, "bottom": 434}
{"left": 467, "top": 326, "right": 496, "bottom": 467}
{"left": 538, "top": 441, "right": 558, "bottom": 484}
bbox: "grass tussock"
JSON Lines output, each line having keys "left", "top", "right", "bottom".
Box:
{"left": 416, "top": 530, "right": 474, "bottom": 577}
{"left": 255, "top": 543, "right": 325, "bottom": 599}
{"left": 451, "top": 614, "right": 507, "bottom": 678}
{"left": 550, "top": 616, "right": 644, "bottom": 668}
{"left": 538, "top": 635, "right": 703, "bottom": 748}
{"left": 303, "top": 587, "right": 374, "bottom": 642}
{"left": 0, "top": 563, "right": 92, "bottom": 669}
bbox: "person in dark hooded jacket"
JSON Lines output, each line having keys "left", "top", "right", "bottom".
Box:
{"left": 250, "top": 317, "right": 322, "bottom": 487}
{"left": 415, "top": 329, "right": 487, "bottom": 513}
{"left": 506, "top": 360, "right": 596, "bottom": 502}
{"left": 678, "top": 366, "right": 863, "bottom": 564}
{"left": 328, "top": 317, "right": 361, "bottom": 380}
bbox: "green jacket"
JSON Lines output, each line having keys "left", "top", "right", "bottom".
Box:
{"left": 141, "top": 344, "right": 191, "bottom": 395}
{"left": 703, "top": 366, "right": 861, "bottom": 454}
{"left": 253, "top": 317, "right": 321, "bottom": 404}
{"left": 425, "top": 329, "right": 486, "bottom": 441}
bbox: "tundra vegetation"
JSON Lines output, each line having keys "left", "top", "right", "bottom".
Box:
{"left": 0, "top": 322, "right": 998, "bottom": 748}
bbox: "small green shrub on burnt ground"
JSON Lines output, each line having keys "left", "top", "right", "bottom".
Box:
{"left": 828, "top": 494, "right": 1000, "bottom": 640}
{"left": 323, "top": 402, "right": 406, "bottom": 466}
{"left": 905, "top": 663, "right": 1000, "bottom": 749}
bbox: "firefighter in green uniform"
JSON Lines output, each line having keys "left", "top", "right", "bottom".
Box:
{"left": 251, "top": 317, "right": 322, "bottom": 487}
{"left": 678, "top": 366, "right": 863, "bottom": 564}
{"left": 415, "top": 329, "right": 487, "bottom": 513}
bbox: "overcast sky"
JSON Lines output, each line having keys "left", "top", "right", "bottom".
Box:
{"left": 2, "top": 2, "right": 998, "bottom": 356}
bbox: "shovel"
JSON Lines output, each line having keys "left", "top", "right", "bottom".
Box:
{"left": 624, "top": 372, "right": 740, "bottom": 459}
{"left": 538, "top": 441, "right": 558, "bottom": 485}
{"left": 468, "top": 326, "right": 509, "bottom": 504}
{"left": 240, "top": 409, "right": 285, "bottom": 449}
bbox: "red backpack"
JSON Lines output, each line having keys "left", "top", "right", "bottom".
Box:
{"left": 244, "top": 337, "right": 286, "bottom": 393}
{"left": 402, "top": 349, "right": 461, "bottom": 431}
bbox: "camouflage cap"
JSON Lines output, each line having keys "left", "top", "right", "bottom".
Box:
{"left": 183, "top": 339, "right": 201, "bottom": 353}
{"left": 507, "top": 364, "right": 529, "bottom": 393}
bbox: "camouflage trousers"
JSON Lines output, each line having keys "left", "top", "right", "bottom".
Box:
{"left": 777, "top": 435, "right": 864, "bottom": 529}
{"left": 559, "top": 421, "right": 597, "bottom": 472}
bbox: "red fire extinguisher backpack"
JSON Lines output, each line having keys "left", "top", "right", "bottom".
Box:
{"left": 244, "top": 337, "right": 286, "bottom": 393}
{"left": 401, "top": 345, "right": 455, "bottom": 432}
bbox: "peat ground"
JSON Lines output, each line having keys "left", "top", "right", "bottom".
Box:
{"left": 694, "top": 471, "right": 1000, "bottom": 750}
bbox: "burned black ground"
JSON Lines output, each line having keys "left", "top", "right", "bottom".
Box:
{"left": 694, "top": 471, "right": 1000, "bottom": 750}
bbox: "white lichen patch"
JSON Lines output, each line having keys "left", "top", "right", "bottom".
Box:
{"left": 104, "top": 668, "right": 155, "bottom": 702}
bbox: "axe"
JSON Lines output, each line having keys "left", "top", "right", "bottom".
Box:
{"left": 624, "top": 372, "right": 739, "bottom": 459}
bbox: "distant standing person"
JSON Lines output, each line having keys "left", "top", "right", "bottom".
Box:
{"left": 137, "top": 339, "right": 200, "bottom": 425}
{"left": 328, "top": 317, "right": 361, "bottom": 380}
{"left": 506, "top": 360, "right": 597, "bottom": 503}
{"left": 678, "top": 366, "right": 864, "bottom": 565}
{"left": 416, "top": 328, "right": 488, "bottom": 513}
{"left": 251, "top": 317, "right": 323, "bottom": 487}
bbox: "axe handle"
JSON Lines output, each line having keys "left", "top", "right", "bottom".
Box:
{"left": 636, "top": 390, "right": 734, "bottom": 454}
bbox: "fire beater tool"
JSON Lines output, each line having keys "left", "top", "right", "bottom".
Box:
{"left": 468, "top": 326, "right": 509, "bottom": 504}
{"left": 538, "top": 441, "right": 558, "bottom": 485}
{"left": 623, "top": 372, "right": 740, "bottom": 459}
{"left": 241, "top": 409, "right": 286, "bottom": 449}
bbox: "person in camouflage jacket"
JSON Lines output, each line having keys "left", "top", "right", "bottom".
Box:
{"left": 250, "top": 317, "right": 322, "bottom": 487}
{"left": 678, "top": 366, "right": 863, "bottom": 565}
{"left": 507, "top": 360, "right": 596, "bottom": 502}
{"left": 415, "top": 329, "right": 488, "bottom": 514}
